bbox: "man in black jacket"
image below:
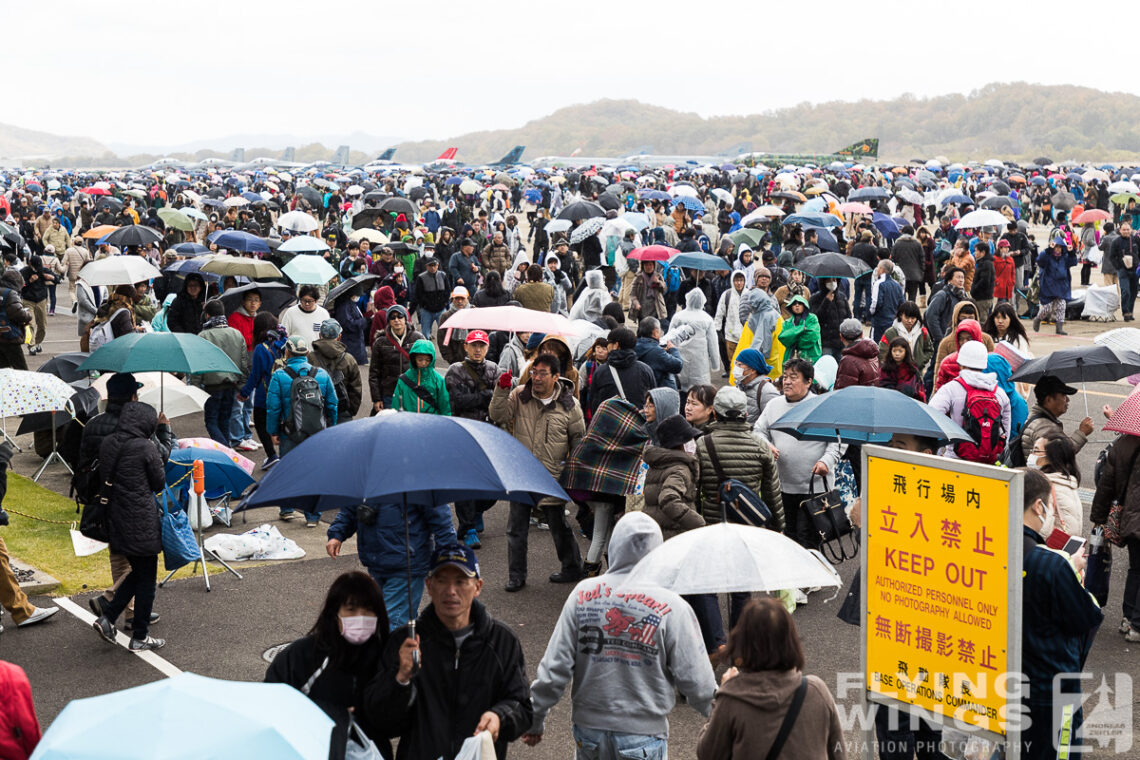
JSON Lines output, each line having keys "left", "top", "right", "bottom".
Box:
{"left": 970, "top": 243, "right": 997, "bottom": 322}
{"left": 80, "top": 373, "right": 175, "bottom": 627}
{"left": 412, "top": 257, "right": 450, "bottom": 338}
{"left": 366, "top": 546, "right": 532, "bottom": 760}
{"left": 1111, "top": 222, "right": 1140, "bottom": 321}
{"left": 891, "top": 227, "right": 925, "bottom": 302}
{"left": 587, "top": 328, "right": 655, "bottom": 418}
{"left": 0, "top": 271, "right": 32, "bottom": 370}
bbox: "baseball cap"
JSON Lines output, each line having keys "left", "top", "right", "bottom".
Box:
{"left": 430, "top": 545, "right": 480, "bottom": 578}
{"left": 1034, "top": 375, "right": 1078, "bottom": 400}
{"left": 713, "top": 386, "right": 748, "bottom": 418}
{"left": 466, "top": 330, "right": 489, "bottom": 345}
{"left": 106, "top": 372, "right": 143, "bottom": 400}
{"left": 451, "top": 286, "right": 469, "bottom": 298}
{"left": 839, "top": 318, "right": 864, "bottom": 340}
{"left": 286, "top": 335, "right": 310, "bottom": 354}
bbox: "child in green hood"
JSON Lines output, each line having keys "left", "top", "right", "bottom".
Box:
{"left": 391, "top": 338, "right": 451, "bottom": 415}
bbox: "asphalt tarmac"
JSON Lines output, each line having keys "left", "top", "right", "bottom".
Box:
{"left": 2, "top": 261, "right": 1138, "bottom": 760}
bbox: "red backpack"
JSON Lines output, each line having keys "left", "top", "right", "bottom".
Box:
{"left": 953, "top": 378, "right": 1006, "bottom": 464}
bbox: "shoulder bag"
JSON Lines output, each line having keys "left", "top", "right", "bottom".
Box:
{"left": 705, "top": 436, "right": 771, "bottom": 528}
{"left": 803, "top": 473, "right": 858, "bottom": 564}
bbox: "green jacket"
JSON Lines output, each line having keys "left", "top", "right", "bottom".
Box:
{"left": 777, "top": 297, "right": 821, "bottom": 367}
{"left": 391, "top": 338, "right": 451, "bottom": 415}
{"left": 194, "top": 323, "right": 249, "bottom": 388}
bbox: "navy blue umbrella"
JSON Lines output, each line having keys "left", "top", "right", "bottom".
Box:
{"left": 803, "top": 226, "right": 839, "bottom": 252}
{"left": 769, "top": 386, "right": 970, "bottom": 445}
{"left": 670, "top": 252, "right": 732, "bottom": 271}
{"left": 939, "top": 193, "right": 973, "bottom": 206}
{"left": 172, "top": 242, "right": 210, "bottom": 256}
{"left": 871, "top": 212, "right": 900, "bottom": 239}
{"left": 166, "top": 447, "right": 256, "bottom": 496}
{"left": 848, "top": 186, "right": 890, "bottom": 201}
{"left": 207, "top": 230, "right": 270, "bottom": 254}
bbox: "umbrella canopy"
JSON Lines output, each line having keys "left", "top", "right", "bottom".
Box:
{"left": 569, "top": 217, "right": 605, "bottom": 244}
{"left": 82, "top": 224, "right": 119, "bottom": 240}
{"left": 1010, "top": 345, "right": 1140, "bottom": 384}
{"left": 279, "top": 236, "right": 330, "bottom": 254}
{"left": 79, "top": 333, "right": 240, "bottom": 376}
{"left": 670, "top": 252, "right": 731, "bottom": 272}
{"left": 38, "top": 352, "right": 91, "bottom": 385}
{"left": 347, "top": 228, "right": 388, "bottom": 244}
{"left": 16, "top": 386, "right": 100, "bottom": 435}
{"left": 241, "top": 413, "right": 570, "bottom": 512}
{"left": 167, "top": 447, "right": 256, "bottom": 494}
{"left": 377, "top": 196, "right": 419, "bottom": 219}
{"left": 102, "top": 225, "right": 163, "bottom": 248}
{"left": 938, "top": 193, "right": 974, "bottom": 206}
{"left": 848, "top": 186, "right": 890, "bottom": 201}
{"left": 628, "top": 245, "right": 679, "bottom": 262}
{"left": 276, "top": 210, "right": 320, "bottom": 233}
{"left": 156, "top": 208, "right": 195, "bottom": 232}
{"left": 171, "top": 242, "right": 210, "bottom": 257}
{"left": 1104, "top": 385, "right": 1140, "bottom": 437}
{"left": 216, "top": 282, "right": 297, "bottom": 317}
{"left": 784, "top": 212, "right": 843, "bottom": 228}
{"left": 626, "top": 523, "right": 841, "bottom": 595}
{"left": 556, "top": 201, "right": 607, "bottom": 221}
{"left": 769, "top": 386, "right": 971, "bottom": 445}
{"left": 837, "top": 201, "right": 873, "bottom": 215}
{"left": 31, "top": 671, "right": 333, "bottom": 760}
{"left": 1052, "top": 191, "right": 1077, "bottom": 211}
{"left": 78, "top": 256, "right": 161, "bottom": 287}
{"left": 727, "top": 228, "right": 766, "bottom": 248}
{"left": 440, "top": 305, "right": 579, "bottom": 336}
{"left": 955, "top": 208, "right": 1011, "bottom": 229}
{"left": 458, "top": 179, "right": 483, "bottom": 195}
{"left": 201, "top": 255, "right": 281, "bottom": 279}
{"left": 0, "top": 369, "right": 76, "bottom": 417}
{"left": 282, "top": 255, "right": 338, "bottom": 285}
{"left": 140, "top": 383, "right": 210, "bottom": 420}
{"left": 791, "top": 252, "right": 870, "bottom": 279}
{"left": 1074, "top": 208, "right": 1112, "bottom": 225}
{"left": 324, "top": 273, "right": 379, "bottom": 309}
{"left": 980, "top": 196, "right": 1015, "bottom": 210}
{"left": 207, "top": 230, "right": 270, "bottom": 254}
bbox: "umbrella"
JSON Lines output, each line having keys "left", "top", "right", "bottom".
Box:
{"left": 626, "top": 523, "right": 841, "bottom": 595}
{"left": 676, "top": 196, "right": 705, "bottom": 213}
{"left": 32, "top": 671, "right": 333, "bottom": 760}
{"left": 740, "top": 206, "right": 785, "bottom": 226}
{"left": 557, "top": 201, "right": 607, "bottom": 221}
{"left": 157, "top": 208, "right": 195, "bottom": 232}
{"left": 216, "top": 282, "right": 296, "bottom": 316}
{"left": 201, "top": 255, "right": 281, "bottom": 279}
{"left": 167, "top": 447, "right": 255, "bottom": 495}
{"left": 711, "top": 188, "right": 734, "bottom": 205}
{"left": 276, "top": 210, "right": 320, "bottom": 233}
{"left": 871, "top": 213, "right": 900, "bottom": 239}
{"left": 895, "top": 189, "right": 924, "bottom": 205}
{"left": 791, "top": 252, "right": 871, "bottom": 279}
{"left": 171, "top": 242, "right": 210, "bottom": 256}
{"left": 278, "top": 236, "right": 330, "bottom": 253}
{"left": 0, "top": 369, "right": 76, "bottom": 418}
{"left": 377, "top": 197, "right": 419, "bottom": 219}
{"left": 727, "top": 228, "right": 766, "bottom": 248}
{"left": 596, "top": 194, "right": 621, "bottom": 211}
{"left": 848, "top": 187, "right": 890, "bottom": 201}
{"left": 282, "top": 255, "right": 338, "bottom": 285}
{"left": 980, "top": 196, "right": 1015, "bottom": 210}
{"left": 670, "top": 252, "right": 731, "bottom": 272}
{"left": 955, "top": 209, "right": 1011, "bottom": 229}
{"left": 78, "top": 256, "right": 161, "bottom": 286}
{"left": 223, "top": 196, "right": 249, "bottom": 207}
{"left": 569, "top": 217, "right": 605, "bottom": 244}
{"left": 324, "top": 273, "right": 379, "bottom": 309}
{"left": 1104, "top": 385, "right": 1140, "bottom": 437}
{"left": 176, "top": 438, "right": 255, "bottom": 476}
{"left": 1011, "top": 345, "right": 1140, "bottom": 416}
{"left": 140, "top": 383, "right": 211, "bottom": 420}
{"left": 1108, "top": 181, "right": 1140, "bottom": 195}
{"left": 628, "top": 245, "right": 678, "bottom": 262}
{"left": 769, "top": 190, "right": 807, "bottom": 202}
{"left": 1074, "top": 209, "right": 1112, "bottom": 224}
{"left": 620, "top": 212, "right": 651, "bottom": 231}
{"left": 938, "top": 193, "right": 974, "bottom": 206}
{"left": 1052, "top": 190, "right": 1077, "bottom": 211}
{"left": 16, "top": 386, "right": 100, "bottom": 436}
{"left": 348, "top": 228, "right": 388, "bottom": 244}
{"left": 1110, "top": 193, "right": 1140, "bottom": 206}
{"left": 458, "top": 179, "right": 483, "bottom": 195}
{"left": 804, "top": 226, "right": 840, "bottom": 252}
{"left": 439, "top": 305, "right": 579, "bottom": 338}
{"left": 769, "top": 386, "right": 971, "bottom": 445}
{"left": 38, "top": 352, "right": 91, "bottom": 385}
{"left": 79, "top": 333, "right": 240, "bottom": 376}
{"left": 784, "top": 212, "right": 843, "bottom": 228}
{"left": 207, "top": 230, "right": 270, "bottom": 254}
{"left": 837, "top": 202, "right": 873, "bottom": 215}
{"left": 102, "top": 224, "right": 163, "bottom": 248}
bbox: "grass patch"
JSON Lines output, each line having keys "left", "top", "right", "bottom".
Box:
{"left": 3, "top": 473, "right": 210, "bottom": 595}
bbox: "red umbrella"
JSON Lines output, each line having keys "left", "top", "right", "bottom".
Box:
{"left": 78, "top": 187, "right": 111, "bottom": 196}
{"left": 1074, "top": 208, "right": 1112, "bottom": 225}
{"left": 1105, "top": 385, "right": 1140, "bottom": 437}
{"left": 628, "top": 245, "right": 678, "bottom": 262}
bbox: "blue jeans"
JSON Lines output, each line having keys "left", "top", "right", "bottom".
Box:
{"left": 572, "top": 725, "right": 667, "bottom": 760}
{"left": 229, "top": 395, "right": 253, "bottom": 444}
{"left": 204, "top": 387, "right": 235, "bottom": 446}
{"left": 1120, "top": 273, "right": 1138, "bottom": 317}
{"left": 685, "top": 592, "right": 751, "bottom": 653}
{"left": 370, "top": 572, "right": 426, "bottom": 632}
{"left": 48, "top": 284, "right": 57, "bottom": 312}
{"left": 418, "top": 308, "right": 444, "bottom": 338}
{"left": 853, "top": 277, "right": 871, "bottom": 320}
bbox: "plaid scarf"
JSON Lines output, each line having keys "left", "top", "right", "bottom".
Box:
{"left": 203, "top": 315, "right": 228, "bottom": 330}
{"left": 560, "top": 398, "right": 648, "bottom": 496}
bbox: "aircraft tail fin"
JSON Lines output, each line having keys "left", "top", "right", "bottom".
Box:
{"left": 719, "top": 141, "right": 752, "bottom": 157}
{"left": 437, "top": 147, "right": 458, "bottom": 161}
{"left": 230, "top": 148, "right": 245, "bottom": 163}
{"left": 494, "top": 145, "right": 525, "bottom": 165}
{"left": 282, "top": 146, "right": 295, "bottom": 162}
{"left": 378, "top": 147, "right": 397, "bottom": 161}
{"left": 331, "top": 145, "right": 350, "bottom": 165}
{"left": 835, "top": 138, "right": 878, "bottom": 159}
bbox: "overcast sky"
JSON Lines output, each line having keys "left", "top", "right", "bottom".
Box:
{"left": 8, "top": 0, "right": 1137, "bottom": 149}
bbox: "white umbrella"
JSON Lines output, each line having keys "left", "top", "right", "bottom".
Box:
{"left": 954, "top": 208, "right": 1011, "bottom": 229}
{"left": 223, "top": 196, "right": 249, "bottom": 207}
{"left": 137, "top": 383, "right": 210, "bottom": 419}
{"left": 1083, "top": 169, "right": 1111, "bottom": 183}
{"left": 78, "top": 256, "right": 162, "bottom": 286}
{"left": 669, "top": 184, "right": 699, "bottom": 198}
{"left": 282, "top": 255, "right": 338, "bottom": 285}
{"left": 740, "top": 206, "right": 784, "bottom": 226}
{"left": 711, "top": 188, "right": 734, "bottom": 205}
{"left": 1108, "top": 181, "right": 1140, "bottom": 195}
{"left": 0, "top": 368, "right": 76, "bottom": 450}
{"left": 279, "top": 236, "right": 330, "bottom": 253}
{"left": 348, "top": 228, "right": 388, "bottom": 244}
{"left": 181, "top": 207, "right": 208, "bottom": 221}
{"left": 626, "top": 523, "right": 841, "bottom": 595}
{"left": 545, "top": 218, "right": 572, "bottom": 235}
{"left": 276, "top": 210, "right": 320, "bottom": 233}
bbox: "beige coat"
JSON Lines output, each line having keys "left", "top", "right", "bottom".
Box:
{"left": 1044, "top": 471, "right": 1082, "bottom": 536}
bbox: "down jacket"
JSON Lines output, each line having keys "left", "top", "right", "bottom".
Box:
{"left": 835, "top": 338, "right": 880, "bottom": 389}
{"left": 327, "top": 500, "right": 457, "bottom": 577}
{"left": 694, "top": 418, "right": 784, "bottom": 531}
{"left": 444, "top": 358, "right": 498, "bottom": 421}
{"left": 99, "top": 403, "right": 166, "bottom": 556}
{"left": 642, "top": 446, "right": 705, "bottom": 533}
{"left": 1091, "top": 435, "right": 1140, "bottom": 539}
{"left": 309, "top": 338, "right": 363, "bottom": 420}
{"left": 79, "top": 399, "right": 176, "bottom": 471}
{"left": 369, "top": 326, "right": 424, "bottom": 401}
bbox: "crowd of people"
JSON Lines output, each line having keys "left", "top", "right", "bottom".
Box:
{"left": 0, "top": 154, "right": 1138, "bottom": 760}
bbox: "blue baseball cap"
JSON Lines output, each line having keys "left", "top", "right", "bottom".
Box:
{"left": 430, "top": 545, "right": 480, "bottom": 579}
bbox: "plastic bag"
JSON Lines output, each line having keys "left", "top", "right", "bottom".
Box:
{"left": 344, "top": 715, "right": 384, "bottom": 760}
{"left": 70, "top": 524, "right": 108, "bottom": 557}
{"left": 203, "top": 524, "right": 305, "bottom": 561}
{"left": 161, "top": 488, "right": 200, "bottom": 571}
{"left": 453, "top": 731, "right": 496, "bottom": 760}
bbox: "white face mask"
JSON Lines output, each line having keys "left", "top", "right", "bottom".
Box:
{"left": 1026, "top": 454, "right": 1039, "bottom": 469}
{"left": 340, "top": 615, "right": 378, "bottom": 645}
{"left": 1037, "top": 502, "right": 1055, "bottom": 539}
{"left": 825, "top": 281, "right": 838, "bottom": 291}
{"left": 732, "top": 365, "right": 745, "bottom": 383}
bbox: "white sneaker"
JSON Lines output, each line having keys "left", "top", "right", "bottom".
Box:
{"left": 17, "top": 606, "right": 59, "bottom": 627}
{"left": 794, "top": 589, "right": 809, "bottom": 605}
{"left": 246, "top": 439, "right": 262, "bottom": 449}
{"left": 234, "top": 440, "right": 257, "bottom": 452}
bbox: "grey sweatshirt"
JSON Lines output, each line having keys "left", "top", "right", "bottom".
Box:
{"left": 528, "top": 512, "right": 717, "bottom": 737}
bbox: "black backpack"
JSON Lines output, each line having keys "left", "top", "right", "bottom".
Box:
{"left": 326, "top": 366, "right": 350, "bottom": 420}
{"left": 0, "top": 288, "right": 29, "bottom": 342}
{"left": 284, "top": 365, "right": 327, "bottom": 440}
{"left": 1000, "top": 413, "right": 1046, "bottom": 468}
{"left": 69, "top": 458, "right": 102, "bottom": 511}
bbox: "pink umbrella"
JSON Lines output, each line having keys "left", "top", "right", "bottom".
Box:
{"left": 837, "top": 202, "right": 873, "bottom": 215}
{"left": 1073, "top": 209, "right": 1112, "bottom": 225}
{"left": 628, "top": 245, "right": 679, "bottom": 262}
{"left": 1105, "top": 386, "right": 1140, "bottom": 437}
{"left": 439, "top": 305, "right": 581, "bottom": 346}
{"left": 177, "top": 438, "right": 255, "bottom": 475}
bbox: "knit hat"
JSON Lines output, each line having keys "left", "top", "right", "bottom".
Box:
{"left": 753, "top": 266, "right": 772, "bottom": 280}
{"left": 713, "top": 386, "right": 748, "bottom": 419}
{"left": 735, "top": 348, "right": 771, "bottom": 375}
{"left": 318, "top": 319, "right": 342, "bottom": 339}
{"left": 957, "top": 340, "right": 989, "bottom": 370}
{"left": 525, "top": 332, "right": 546, "bottom": 351}
{"left": 286, "top": 335, "right": 310, "bottom": 355}
{"left": 656, "top": 415, "right": 703, "bottom": 450}
{"left": 839, "top": 318, "right": 864, "bottom": 340}
{"left": 386, "top": 304, "right": 409, "bottom": 321}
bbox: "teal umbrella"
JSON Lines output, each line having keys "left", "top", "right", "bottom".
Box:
{"left": 78, "top": 333, "right": 239, "bottom": 375}
{"left": 282, "top": 254, "right": 338, "bottom": 285}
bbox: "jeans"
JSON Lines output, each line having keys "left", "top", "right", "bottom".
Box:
{"left": 229, "top": 395, "right": 253, "bottom": 444}
{"left": 506, "top": 500, "right": 582, "bottom": 582}
{"left": 853, "top": 277, "right": 871, "bottom": 320}
{"left": 572, "top": 725, "right": 667, "bottom": 760}
{"left": 1120, "top": 273, "right": 1138, "bottom": 317}
{"left": 418, "top": 308, "right": 444, "bottom": 338}
{"left": 203, "top": 387, "right": 236, "bottom": 446}
{"left": 874, "top": 705, "right": 943, "bottom": 760}
{"left": 48, "top": 284, "right": 57, "bottom": 313}
{"left": 102, "top": 553, "right": 158, "bottom": 640}
{"left": 370, "top": 572, "right": 426, "bottom": 632}
{"left": 685, "top": 592, "right": 751, "bottom": 652}
{"left": 276, "top": 435, "right": 320, "bottom": 522}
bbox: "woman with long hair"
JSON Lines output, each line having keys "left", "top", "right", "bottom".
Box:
{"left": 983, "top": 301, "right": 1031, "bottom": 353}
{"left": 1030, "top": 434, "right": 1083, "bottom": 535}
{"left": 877, "top": 336, "right": 926, "bottom": 401}
{"left": 265, "top": 571, "right": 391, "bottom": 760}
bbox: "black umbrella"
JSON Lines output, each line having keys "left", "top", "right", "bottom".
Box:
{"left": 295, "top": 186, "right": 322, "bottom": 207}
{"left": 324, "top": 273, "right": 379, "bottom": 309}
{"left": 16, "top": 386, "right": 101, "bottom": 435}
{"left": 96, "top": 197, "right": 123, "bottom": 212}
{"left": 215, "top": 282, "right": 297, "bottom": 317}
{"left": 790, "top": 252, "right": 871, "bottom": 279}
{"left": 990, "top": 180, "right": 1011, "bottom": 195}
{"left": 38, "top": 352, "right": 91, "bottom": 384}
{"left": 556, "top": 201, "right": 606, "bottom": 221}
{"left": 981, "top": 196, "right": 1015, "bottom": 210}
{"left": 1011, "top": 345, "right": 1140, "bottom": 416}
{"left": 597, "top": 194, "right": 621, "bottom": 211}
{"left": 103, "top": 224, "right": 163, "bottom": 247}
{"left": 377, "top": 197, "right": 419, "bottom": 219}
{"left": 383, "top": 242, "right": 417, "bottom": 254}
{"left": 351, "top": 208, "right": 389, "bottom": 230}
{"left": 1033, "top": 156, "right": 1053, "bottom": 166}
{"left": 1052, "top": 191, "right": 1077, "bottom": 211}
{"left": 363, "top": 191, "right": 388, "bottom": 202}
{"left": 408, "top": 186, "right": 430, "bottom": 201}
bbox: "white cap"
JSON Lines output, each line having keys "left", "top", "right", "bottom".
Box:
{"left": 958, "top": 340, "right": 988, "bottom": 370}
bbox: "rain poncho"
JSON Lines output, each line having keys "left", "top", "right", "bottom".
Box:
{"left": 671, "top": 288, "right": 721, "bottom": 391}
{"left": 736, "top": 289, "right": 785, "bottom": 377}
{"left": 568, "top": 269, "right": 611, "bottom": 325}
{"left": 777, "top": 295, "right": 822, "bottom": 367}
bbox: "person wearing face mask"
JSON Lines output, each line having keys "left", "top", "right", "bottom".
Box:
{"left": 733, "top": 349, "right": 780, "bottom": 426}
{"left": 810, "top": 277, "right": 851, "bottom": 361}
{"left": 1028, "top": 434, "right": 1083, "bottom": 536}
{"left": 265, "top": 571, "right": 392, "bottom": 760}
{"left": 1019, "top": 468, "right": 1103, "bottom": 760}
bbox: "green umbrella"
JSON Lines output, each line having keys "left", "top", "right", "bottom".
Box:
{"left": 1110, "top": 193, "right": 1140, "bottom": 206}
{"left": 282, "top": 254, "right": 338, "bottom": 285}
{"left": 78, "top": 333, "right": 240, "bottom": 375}
{"left": 727, "top": 228, "right": 765, "bottom": 248}
{"left": 157, "top": 208, "right": 195, "bottom": 232}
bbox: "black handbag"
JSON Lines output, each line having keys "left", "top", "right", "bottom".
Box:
{"left": 802, "top": 473, "right": 858, "bottom": 564}
{"left": 79, "top": 453, "right": 118, "bottom": 543}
